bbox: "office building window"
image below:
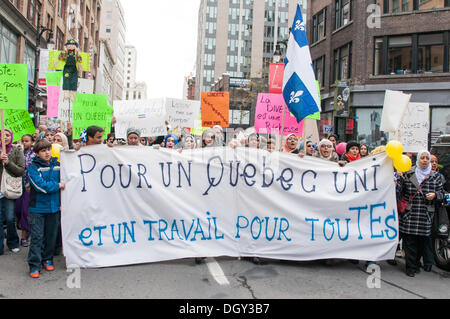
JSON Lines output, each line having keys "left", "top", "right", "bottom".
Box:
{"left": 312, "top": 7, "right": 327, "bottom": 43}
{"left": 24, "top": 43, "right": 35, "bottom": 79}
{"left": 313, "top": 56, "right": 325, "bottom": 87}
{"left": 0, "top": 20, "right": 18, "bottom": 63}
{"left": 374, "top": 32, "right": 448, "bottom": 75}
{"left": 335, "top": 0, "right": 352, "bottom": 30}
{"left": 379, "top": 0, "right": 449, "bottom": 13}
{"left": 333, "top": 42, "right": 352, "bottom": 82}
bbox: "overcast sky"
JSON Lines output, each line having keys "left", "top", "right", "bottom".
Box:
{"left": 122, "top": 0, "right": 200, "bottom": 99}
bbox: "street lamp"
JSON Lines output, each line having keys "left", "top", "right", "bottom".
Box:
{"left": 33, "top": 13, "right": 55, "bottom": 126}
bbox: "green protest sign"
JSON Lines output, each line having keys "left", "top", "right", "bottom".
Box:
{"left": 46, "top": 71, "right": 63, "bottom": 86}
{"left": 3, "top": 110, "right": 35, "bottom": 142}
{"left": 0, "top": 64, "right": 28, "bottom": 110}
{"left": 72, "top": 94, "right": 112, "bottom": 139}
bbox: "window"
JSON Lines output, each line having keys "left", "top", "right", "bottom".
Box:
{"left": 312, "top": 8, "right": 327, "bottom": 43}
{"left": 335, "top": 0, "right": 352, "bottom": 30}
{"left": 0, "top": 20, "right": 18, "bottom": 63}
{"left": 388, "top": 35, "right": 412, "bottom": 74}
{"left": 418, "top": 33, "right": 444, "bottom": 73}
{"left": 355, "top": 109, "right": 390, "bottom": 150}
{"left": 373, "top": 32, "right": 449, "bottom": 75}
{"left": 24, "top": 43, "right": 35, "bottom": 79}
{"left": 333, "top": 42, "right": 352, "bottom": 82}
{"left": 313, "top": 56, "right": 325, "bottom": 87}
{"left": 379, "top": 0, "right": 449, "bottom": 13}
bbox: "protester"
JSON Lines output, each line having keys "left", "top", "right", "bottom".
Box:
{"left": 183, "top": 135, "right": 197, "bottom": 150}
{"left": 247, "top": 133, "right": 260, "bottom": 149}
{"left": 14, "top": 134, "right": 35, "bottom": 248}
{"left": 202, "top": 129, "right": 218, "bottom": 148}
{"left": 53, "top": 133, "right": 69, "bottom": 150}
{"left": 328, "top": 134, "right": 339, "bottom": 149}
{"left": 86, "top": 126, "right": 105, "bottom": 146}
{"left": 140, "top": 137, "right": 148, "bottom": 147}
{"left": 283, "top": 134, "right": 300, "bottom": 154}
{"left": 0, "top": 129, "right": 25, "bottom": 255}
{"left": 341, "top": 141, "right": 361, "bottom": 163}
{"left": 27, "top": 139, "right": 65, "bottom": 278}
{"left": 212, "top": 125, "right": 225, "bottom": 146}
{"left": 266, "top": 137, "right": 277, "bottom": 153}
{"left": 397, "top": 150, "right": 444, "bottom": 277}
{"left": 125, "top": 128, "right": 141, "bottom": 146}
{"left": 360, "top": 144, "right": 369, "bottom": 158}
{"left": 313, "top": 139, "right": 340, "bottom": 162}
{"left": 106, "top": 133, "right": 116, "bottom": 147}
{"left": 164, "top": 134, "right": 178, "bottom": 149}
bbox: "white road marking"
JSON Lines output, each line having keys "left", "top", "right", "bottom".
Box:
{"left": 205, "top": 258, "right": 230, "bottom": 286}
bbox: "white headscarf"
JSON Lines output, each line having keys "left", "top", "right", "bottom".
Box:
{"left": 415, "top": 150, "right": 432, "bottom": 184}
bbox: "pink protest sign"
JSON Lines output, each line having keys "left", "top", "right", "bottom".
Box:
{"left": 46, "top": 85, "right": 60, "bottom": 118}
{"left": 255, "top": 93, "right": 304, "bottom": 136}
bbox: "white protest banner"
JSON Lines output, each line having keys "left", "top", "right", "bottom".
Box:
{"left": 61, "top": 147, "right": 398, "bottom": 268}
{"left": 58, "top": 79, "right": 95, "bottom": 122}
{"left": 398, "top": 102, "right": 429, "bottom": 153}
{"left": 165, "top": 98, "right": 200, "bottom": 128}
{"left": 380, "top": 90, "right": 411, "bottom": 133}
{"left": 113, "top": 99, "right": 167, "bottom": 139}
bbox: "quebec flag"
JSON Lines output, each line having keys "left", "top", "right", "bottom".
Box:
{"left": 282, "top": 4, "right": 321, "bottom": 123}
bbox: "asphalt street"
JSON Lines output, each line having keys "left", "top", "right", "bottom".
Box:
{"left": 0, "top": 246, "right": 449, "bottom": 299}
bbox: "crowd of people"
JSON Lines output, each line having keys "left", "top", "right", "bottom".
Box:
{"left": 0, "top": 121, "right": 447, "bottom": 279}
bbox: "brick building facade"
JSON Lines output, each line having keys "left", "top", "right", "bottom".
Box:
{"left": 308, "top": 0, "right": 450, "bottom": 149}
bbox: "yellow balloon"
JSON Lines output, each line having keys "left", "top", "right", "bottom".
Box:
{"left": 394, "top": 154, "right": 412, "bottom": 173}
{"left": 385, "top": 140, "right": 403, "bottom": 159}
{"left": 51, "top": 143, "right": 63, "bottom": 162}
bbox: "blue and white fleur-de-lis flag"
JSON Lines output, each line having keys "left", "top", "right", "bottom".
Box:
{"left": 282, "top": 4, "right": 321, "bottom": 123}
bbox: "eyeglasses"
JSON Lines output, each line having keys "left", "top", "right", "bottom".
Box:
{"left": 287, "top": 137, "right": 297, "bottom": 142}
{"left": 320, "top": 145, "right": 333, "bottom": 149}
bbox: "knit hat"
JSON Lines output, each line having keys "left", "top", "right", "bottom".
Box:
{"left": 127, "top": 128, "right": 141, "bottom": 138}
{"left": 346, "top": 140, "right": 360, "bottom": 153}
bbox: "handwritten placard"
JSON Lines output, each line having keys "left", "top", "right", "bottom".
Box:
{"left": 4, "top": 110, "right": 35, "bottom": 142}
{"left": 399, "top": 102, "right": 430, "bottom": 153}
{"left": 72, "top": 94, "right": 112, "bottom": 139}
{"left": 113, "top": 99, "right": 167, "bottom": 139}
{"left": 165, "top": 98, "right": 200, "bottom": 128}
{"left": 0, "top": 64, "right": 28, "bottom": 110}
{"left": 58, "top": 78, "right": 95, "bottom": 122}
{"left": 46, "top": 86, "right": 60, "bottom": 118}
{"left": 254, "top": 93, "right": 304, "bottom": 136}
{"left": 201, "top": 92, "right": 229, "bottom": 127}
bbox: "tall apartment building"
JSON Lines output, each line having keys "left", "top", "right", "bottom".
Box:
{"left": 123, "top": 45, "right": 147, "bottom": 100}
{"left": 99, "top": 0, "right": 125, "bottom": 101}
{"left": 308, "top": 0, "right": 450, "bottom": 148}
{"left": 194, "top": 0, "right": 306, "bottom": 100}
{"left": 0, "top": 0, "right": 102, "bottom": 112}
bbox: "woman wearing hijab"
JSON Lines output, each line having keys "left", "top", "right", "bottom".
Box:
{"left": 164, "top": 134, "right": 178, "bottom": 149}
{"left": 53, "top": 132, "right": 69, "bottom": 150}
{"left": 0, "top": 129, "right": 25, "bottom": 255}
{"left": 397, "top": 150, "right": 445, "bottom": 276}
{"left": 183, "top": 135, "right": 197, "bottom": 150}
{"left": 313, "top": 139, "right": 340, "bottom": 162}
{"left": 283, "top": 134, "right": 300, "bottom": 154}
{"left": 202, "top": 129, "right": 218, "bottom": 148}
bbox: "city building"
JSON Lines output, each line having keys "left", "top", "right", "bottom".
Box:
{"left": 307, "top": 0, "right": 450, "bottom": 148}
{"left": 0, "top": 0, "right": 102, "bottom": 116}
{"left": 123, "top": 44, "right": 147, "bottom": 100}
{"left": 194, "top": 0, "right": 306, "bottom": 130}
{"left": 99, "top": 0, "right": 126, "bottom": 101}
{"left": 96, "top": 38, "right": 115, "bottom": 104}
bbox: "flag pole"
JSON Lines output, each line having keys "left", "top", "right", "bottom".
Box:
{"left": 279, "top": 103, "right": 287, "bottom": 151}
